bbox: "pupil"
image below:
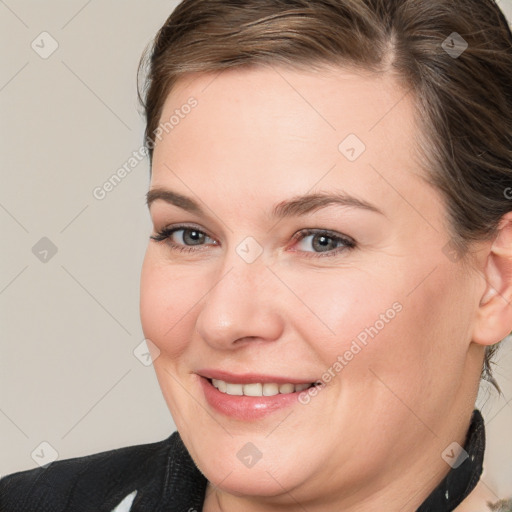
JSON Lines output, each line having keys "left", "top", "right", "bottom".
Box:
{"left": 313, "top": 234, "right": 334, "bottom": 252}
{"left": 185, "top": 230, "right": 204, "bottom": 245}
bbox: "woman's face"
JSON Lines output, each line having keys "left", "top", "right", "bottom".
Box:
{"left": 140, "top": 65, "right": 486, "bottom": 505}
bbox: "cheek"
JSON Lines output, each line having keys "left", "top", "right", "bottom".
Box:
{"left": 336, "top": 261, "right": 475, "bottom": 411}
{"left": 140, "top": 253, "right": 202, "bottom": 360}
{"left": 279, "top": 266, "right": 404, "bottom": 360}
{"left": 283, "top": 259, "right": 469, "bottom": 391}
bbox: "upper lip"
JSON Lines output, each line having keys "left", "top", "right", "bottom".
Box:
{"left": 197, "top": 369, "right": 316, "bottom": 385}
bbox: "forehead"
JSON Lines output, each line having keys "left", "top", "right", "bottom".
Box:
{"left": 150, "top": 65, "right": 430, "bottom": 218}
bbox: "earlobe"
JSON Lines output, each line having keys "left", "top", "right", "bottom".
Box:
{"left": 473, "top": 212, "right": 512, "bottom": 346}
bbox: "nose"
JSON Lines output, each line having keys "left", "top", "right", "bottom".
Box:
{"left": 194, "top": 256, "right": 285, "bottom": 350}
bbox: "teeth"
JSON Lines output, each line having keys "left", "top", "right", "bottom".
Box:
{"left": 212, "top": 378, "right": 227, "bottom": 393}
{"left": 210, "top": 379, "right": 313, "bottom": 397}
{"left": 262, "top": 383, "right": 279, "bottom": 396}
{"left": 243, "top": 383, "right": 263, "bottom": 396}
{"left": 279, "top": 383, "right": 295, "bottom": 394}
{"left": 225, "top": 383, "right": 243, "bottom": 396}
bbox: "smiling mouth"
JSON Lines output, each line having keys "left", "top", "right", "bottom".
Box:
{"left": 209, "top": 378, "right": 317, "bottom": 397}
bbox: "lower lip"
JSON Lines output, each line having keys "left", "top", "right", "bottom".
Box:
{"left": 200, "top": 377, "right": 306, "bottom": 420}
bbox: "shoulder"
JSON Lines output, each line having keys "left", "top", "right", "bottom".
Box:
{"left": 0, "top": 432, "right": 195, "bottom": 512}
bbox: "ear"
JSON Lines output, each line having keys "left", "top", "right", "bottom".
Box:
{"left": 472, "top": 212, "right": 512, "bottom": 346}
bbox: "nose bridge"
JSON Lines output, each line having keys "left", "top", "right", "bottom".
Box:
{"left": 195, "top": 246, "right": 283, "bottom": 347}
{"left": 215, "top": 234, "right": 272, "bottom": 300}
{"left": 215, "top": 256, "right": 261, "bottom": 303}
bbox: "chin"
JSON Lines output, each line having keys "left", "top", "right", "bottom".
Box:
{"left": 187, "top": 434, "right": 309, "bottom": 498}
{"left": 204, "top": 461, "right": 301, "bottom": 498}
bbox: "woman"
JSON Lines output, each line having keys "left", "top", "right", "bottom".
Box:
{"left": 1, "top": 0, "right": 511, "bottom": 510}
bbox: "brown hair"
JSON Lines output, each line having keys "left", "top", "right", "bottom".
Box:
{"left": 138, "top": 0, "right": 512, "bottom": 387}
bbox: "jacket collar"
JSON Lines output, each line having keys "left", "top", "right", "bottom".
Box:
{"left": 417, "top": 409, "right": 485, "bottom": 511}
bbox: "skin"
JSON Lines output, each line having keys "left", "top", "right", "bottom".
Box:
{"left": 140, "top": 64, "right": 512, "bottom": 511}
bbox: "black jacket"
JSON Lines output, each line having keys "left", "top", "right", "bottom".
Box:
{"left": 0, "top": 410, "right": 484, "bottom": 511}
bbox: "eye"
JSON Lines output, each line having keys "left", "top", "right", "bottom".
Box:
{"left": 150, "top": 225, "right": 355, "bottom": 257}
{"left": 150, "top": 224, "right": 217, "bottom": 253}
{"left": 291, "top": 229, "right": 356, "bottom": 257}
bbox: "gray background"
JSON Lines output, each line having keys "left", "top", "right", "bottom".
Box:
{"left": 1, "top": 0, "right": 511, "bottom": 501}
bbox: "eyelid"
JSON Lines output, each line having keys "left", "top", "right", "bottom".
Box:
{"left": 151, "top": 224, "right": 356, "bottom": 257}
{"left": 151, "top": 223, "right": 217, "bottom": 242}
{"left": 287, "top": 228, "right": 356, "bottom": 258}
{"left": 290, "top": 228, "right": 355, "bottom": 245}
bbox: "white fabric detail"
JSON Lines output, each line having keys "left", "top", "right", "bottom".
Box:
{"left": 111, "top": 490, "right": 138, "bottom": 512}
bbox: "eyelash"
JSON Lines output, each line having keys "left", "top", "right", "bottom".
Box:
{"left": 150, "top": 224, "right": 356, "bottom": 258}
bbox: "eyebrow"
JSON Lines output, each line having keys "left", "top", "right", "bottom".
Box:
{"left": 146, "top": 188, "right": 384, "bottom": 218}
